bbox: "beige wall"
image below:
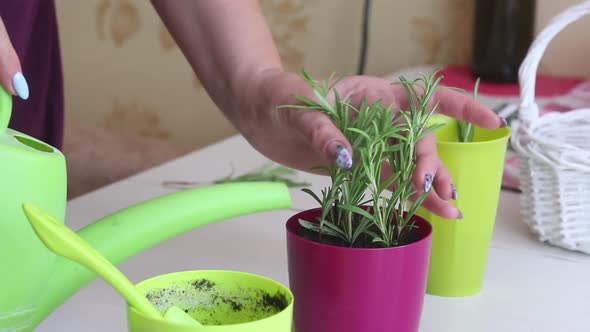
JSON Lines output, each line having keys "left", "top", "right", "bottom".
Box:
{"left": 55, "top": 0, "right": 590, "bottom": 149}
{"left": 535, "top": 1, "right": 590, "bottom": 76}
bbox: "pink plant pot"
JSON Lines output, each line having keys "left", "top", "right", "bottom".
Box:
{"left": 286, "top": 208, "right": 433, "bottom": 332}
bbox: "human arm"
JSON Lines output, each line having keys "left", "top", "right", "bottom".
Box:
{"left": 151, "top": 0, "right": 506, "bottom": 219}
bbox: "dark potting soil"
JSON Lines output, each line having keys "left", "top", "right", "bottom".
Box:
{"left": 296, "top": 222, "right": 423, "bottom": 248}
{"left": 145, "top": 278, "right": 289, "bottom": 325}
{"left": 262, "top": 292, "right": 289, "bottom": 311}
{"left": 191, "top": 278, "right": 215, "bottom": 291}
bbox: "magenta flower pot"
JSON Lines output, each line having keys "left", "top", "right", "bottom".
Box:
{"left": 286, "top": 208, "right": 433, "bottom": 332}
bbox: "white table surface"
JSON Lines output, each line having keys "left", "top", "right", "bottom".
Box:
{"left": 36, "top": 134, "right": 590, "bottom": 332}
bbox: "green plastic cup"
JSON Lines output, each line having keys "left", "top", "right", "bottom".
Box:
{"left": 418, "top": 115, "right": 511, "bottom": 297}
{"left": 127, "top": 270, "right": 293, "bottom": 331}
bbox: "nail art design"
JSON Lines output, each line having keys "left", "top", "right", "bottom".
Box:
{"left": 334, "top": 144, "right": 352, "bottom": 169}
{"left": 457, "top": 210, "right": 464, "bottom": 220}
{"left": 12, "top": 72, "right": 29, "bottom": 100}
{"left": 499, "top": 116, "right": 508, "bottom": 128}
{"left": 424, "top": 174, "right": 433, "bottom": 192}
{"left": 451, "top": 184, "right": 458, "bottom": 200}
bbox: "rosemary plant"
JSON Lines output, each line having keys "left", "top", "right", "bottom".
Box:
{"left": 282, "top": 70, "right": 444, "bottom": 247}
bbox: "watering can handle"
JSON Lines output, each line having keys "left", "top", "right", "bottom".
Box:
{"left": 518, "top": 0, "right": 590, "bottom": 124}
{"left": 0, "top": 85, "right": 12, "bottom": 131}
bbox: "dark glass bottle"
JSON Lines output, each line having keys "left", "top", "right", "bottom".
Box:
{"left": 472, "top": 0, "right": 537, "bottom": 82}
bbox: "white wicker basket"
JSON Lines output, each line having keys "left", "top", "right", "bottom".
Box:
{"left": 512, "top": 1, "right": 590, "bottom": 254}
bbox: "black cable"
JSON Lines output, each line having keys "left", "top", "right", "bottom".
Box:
{"left": 356, "top": 0, "right": 372, "bottom": 75}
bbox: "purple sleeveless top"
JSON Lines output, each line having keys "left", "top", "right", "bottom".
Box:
{"left": 0, "top": 1, "right": 64, "bottom": 149}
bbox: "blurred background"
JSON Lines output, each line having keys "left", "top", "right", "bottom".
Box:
{"left": 54, "top": 0, "right": 590, "bottom": 198}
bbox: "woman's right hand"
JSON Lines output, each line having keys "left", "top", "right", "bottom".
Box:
{"left": 0, "top": 16, "right": 28, "bottom": 99}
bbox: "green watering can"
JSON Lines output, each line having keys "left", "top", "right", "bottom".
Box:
{"left": 0, "top": 87, "right": 293, "bottom": 331}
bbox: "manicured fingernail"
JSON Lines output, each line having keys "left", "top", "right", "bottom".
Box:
{"left": 332, "top": 143, "right": 352, "bottom": 169}
{"left": 424, "top": 174, "right": 433, "bottom": 192}
{"left": 499, "top": 116, "right": 508, "bottom": 128}
{"left": 12, "top": 72, "right": 29, "bottom": 100}
{"left": 457, "top": 210, "right": 463, "bottom": 220}
{"left": 451, "top": 184, "right": 458, "bottom": 200}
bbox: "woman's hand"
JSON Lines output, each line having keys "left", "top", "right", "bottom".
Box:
{"left": 0, "top": 16, "right": 28, "bottom": 99}
{"left": 151, "top": 0, "right": 505, "bottom": 220}
{"left": 235, "top": 70, "right": 506, "bottom": 220}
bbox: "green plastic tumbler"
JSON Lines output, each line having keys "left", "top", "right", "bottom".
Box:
{"left": 419, "top": 115, "right": 511, "bottom": 297}
{"left": 127, "top": 270, "right": 293, "bottom": 331}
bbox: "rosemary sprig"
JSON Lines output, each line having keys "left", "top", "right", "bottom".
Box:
{"left": 213, "top": 164, "right": 310, "bottom": 187}
{"left": 161, "top": 163, "right": 310, "bottom": 189}
{"left": 457, "top": 78, "right": 481, "bottom": 142}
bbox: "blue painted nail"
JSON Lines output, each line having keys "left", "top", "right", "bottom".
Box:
{"left": 334, "top": 144, "right": 352, "bottom": 169}
{"left": 457, "top": 210, "right": 464, "bottom": 220}
{"left": 12, "top": 72, "right": 29, "bottom": 100}
{"left": 499, "top": 116, "right": 508, "bottom": 128}
{"left": 451, "top": 184, "right": 458, "bottom": 200}
{"left": 424, "top": 174, "right": 433, "bottom": 192}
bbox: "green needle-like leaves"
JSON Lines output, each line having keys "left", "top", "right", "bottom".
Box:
{"left": 457, "top": 78, "right": 481, "bottom": 142}
{"left": 282, "top": 70, "right": 444, "bottom": 247}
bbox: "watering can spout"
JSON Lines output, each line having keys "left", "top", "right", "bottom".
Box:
{"left": 29, "top": 181, "right": 292, "bottom": 328}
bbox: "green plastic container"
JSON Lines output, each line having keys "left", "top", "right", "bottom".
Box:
{"left": 128, "top": 270, "right": 293, "bottom": 331}
{"left": 0, "top": 83, "right": 67, "bottom": 331}
{"left": 418, "top": 115, "right": 511, "bottom": 297}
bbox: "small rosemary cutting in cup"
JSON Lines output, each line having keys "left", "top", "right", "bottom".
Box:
{"left": 457, "top": 78, "right": 481, "bottom": 142}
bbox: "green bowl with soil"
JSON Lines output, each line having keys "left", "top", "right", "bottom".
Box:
{"left": 127, "top": 270, "right": 293, "bottom": 331}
